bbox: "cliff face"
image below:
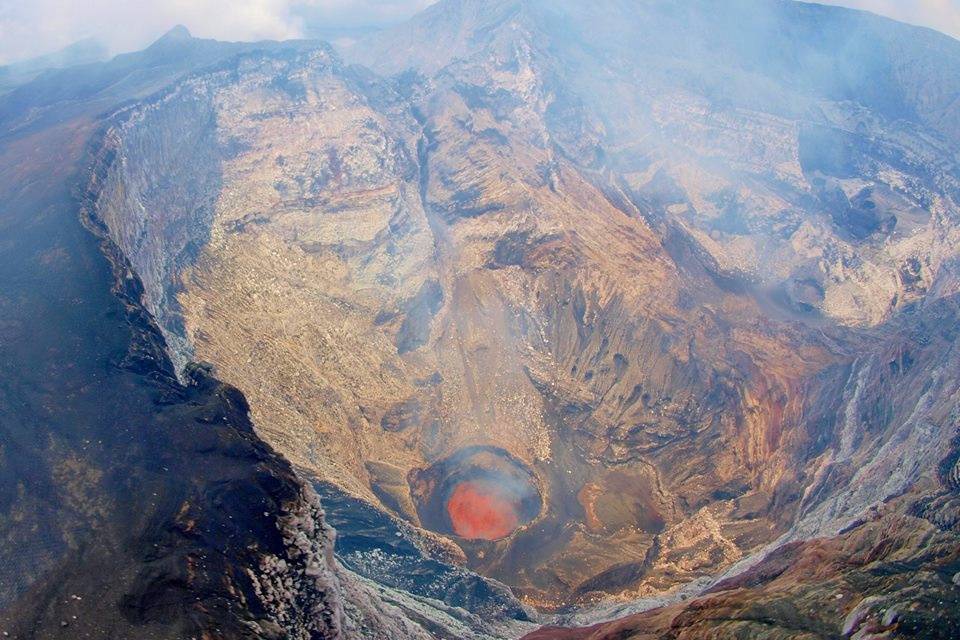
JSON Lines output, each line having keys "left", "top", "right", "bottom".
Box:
{"left": 354, "top": 0, "right": 960, "bottom": 327}
{"left": 94, "top": 78, "right": 222, "bottom": 372}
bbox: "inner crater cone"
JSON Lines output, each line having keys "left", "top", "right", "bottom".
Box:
{"left": 446, "top": 481, "right": 520, "bottom": 540}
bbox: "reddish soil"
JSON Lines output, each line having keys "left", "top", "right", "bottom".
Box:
{"left": 446, "top": 481, "right": 520, "bottom": 540}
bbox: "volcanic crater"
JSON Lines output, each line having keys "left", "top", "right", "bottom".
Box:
{"left": 44, "top": 1, "right": 960, "bottom": 634}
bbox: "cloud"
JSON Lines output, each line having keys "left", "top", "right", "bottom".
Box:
{"left": 0, "top": 0, "right": 957, "bottom": 66}
{"left": 808, "top": 0, "right": 960, "bottom": 39}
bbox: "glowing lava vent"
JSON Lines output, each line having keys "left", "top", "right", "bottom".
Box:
{"left": 411, "top": 446, "right": 541, "bottom": 541}
{"left": 447, "top": 479, "right": 522, "bottom": 540}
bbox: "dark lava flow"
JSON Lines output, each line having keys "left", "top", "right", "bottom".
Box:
{"left": 311, "top": 480, "right": 532, "bottom": 623}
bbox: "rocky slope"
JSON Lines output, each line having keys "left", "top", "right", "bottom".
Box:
{"left": 525, "top": 487, "right": 960, "bottom": 639}
{"left": 530, "top": 293, "right": 960, "bottom": 637}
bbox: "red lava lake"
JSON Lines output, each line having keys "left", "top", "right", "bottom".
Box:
{"left": 446, "top": 481, "right": 520, "bottom": 540}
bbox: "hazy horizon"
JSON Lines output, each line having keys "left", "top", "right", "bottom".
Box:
{"left": 1, "top": 0, "right": 958, "bottom": 66}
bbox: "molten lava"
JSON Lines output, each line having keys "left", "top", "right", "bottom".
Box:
{"left": 446, "top": 481, "right": 520, "bottom": 540}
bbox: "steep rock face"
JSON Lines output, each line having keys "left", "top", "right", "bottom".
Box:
{"left": 355, "top": 0, "right": 960, "bottom": 327}
{"left": 86, "top": 0, "right": 960, "bottom": 627}
{"left": 535, "top": 294, "right": 960, "bottom": 636}
{"left": 95, "top": 79, "right": 222, "bottom": 371}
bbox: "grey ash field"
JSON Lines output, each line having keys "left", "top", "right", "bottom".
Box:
{"left": 1, "top": 1, "right": 960, "bottom": 639}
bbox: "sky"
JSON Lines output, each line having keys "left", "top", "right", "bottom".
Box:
{"left": 817, "top": 0, "right": 960, "bottom": 39}
{"left": 0, "top": 0, "right": 958, "bottom": 66}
